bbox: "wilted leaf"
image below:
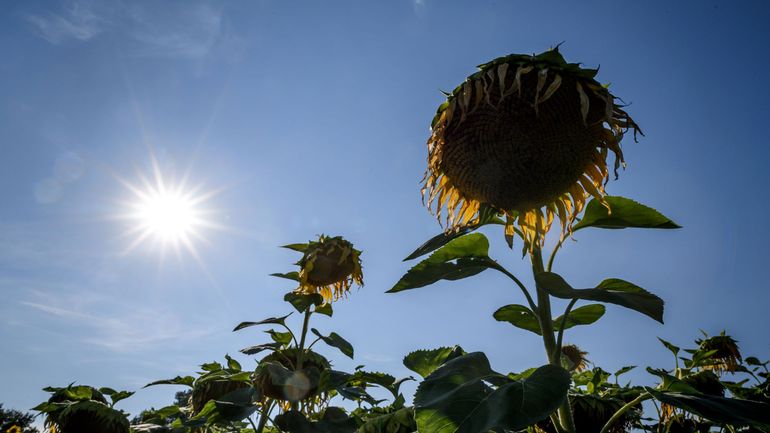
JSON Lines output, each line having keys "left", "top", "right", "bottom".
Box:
{"left": 144, "top": 376, "right": 195, "bottom": 388}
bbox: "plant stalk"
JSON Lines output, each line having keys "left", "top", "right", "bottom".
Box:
{"left": 598, "top": 392, "right": 651, "bottom": 433}
{"left": 531, "top": 247, "right": 576, "bottom": 433}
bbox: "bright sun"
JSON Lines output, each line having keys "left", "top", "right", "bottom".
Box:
{"left": 136, "top": 189, "right": 199, "bottom": 241}
{"left": 119, "top": 158, "right": 220, "bottom": 259}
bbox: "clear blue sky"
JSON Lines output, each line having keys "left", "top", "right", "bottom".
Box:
{"left": 2, "top": 0, "right": 769, "bottom": 419}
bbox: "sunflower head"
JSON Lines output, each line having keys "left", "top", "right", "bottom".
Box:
{"left": 561, "top": 344, "right": 590, "bottom": 372}
{"left": 697, "top": 332, "right": 742, "bottom": 374}
{"left": 292, "top": 235, "right": 363, "bottom": 303}
{"left": 5, "top": 426, "right": 22, "bottom": 433}
{"left": 536, "top": 394, "right": 640, "bottom": 433}
{"left": 53, "top": 401, "right": 129, "bottom": 433}
{"left": 423, "top": 47, "right": 641, "bottom": 250}
{"left": 256, "top": 348, "right": 331, "bottom": 403}
{"left": 190, "top": 379, "right": 250, "bottom": 414}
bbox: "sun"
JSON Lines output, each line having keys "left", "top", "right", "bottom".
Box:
{"left": 119, "top": 157, "right": 220, "bottom": 259}
{"left": 135, "top": 187, "right": 200, "bottom": 242}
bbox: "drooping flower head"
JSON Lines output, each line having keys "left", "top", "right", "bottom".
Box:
{"left": 423, "top": 47, "right": 641, "bottom": 249}
{"left": 35, "top": 385, "right": 129, "bottom": 433}
{"left": 697, "top": 332, "right": 742, "bottom": 374}
{"left": 561, "top": 344, "right": 590, "bottom": 372}
{"left": 291, "top": 235, "right": 363, "bottom": 303}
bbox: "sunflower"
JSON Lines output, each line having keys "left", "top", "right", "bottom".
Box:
{"left": 697, "top": 332, "right": 742, "bottom": 374}
{"left": 561, "top": 344, "right": 590, "bottom": 372}
{"left": 5, "top": 426, "right": 22, "bottom": 433}
{"left": 293, "top": 235, "right": 363, "bottom": 303}
{"left": 422, "top": 47, "right": 641, "bottom": 249}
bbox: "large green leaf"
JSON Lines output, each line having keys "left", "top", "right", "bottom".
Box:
{"left": 232, "top": 313, "right": 292, "bottom": 331}
{"left": 494, "top": 303, "right": 605, "bottom": 335}
{"left": 413, "top": 352, "right": 570, "bottom": 433}
{"left": 311, "top": 328, "right": 354, "bottom": 359}
{"left": 403, "top": 346, "right": 467, "bottom": 378}
{"left": 389, "top": 234, "right": 494, "bottom": 293}
{"left": 285, "top": 292, "right": 324, "bottom": 312}
{"left": 553, "top": 304, "right": 606, "bottom": 331}
{"left": 647, "top": 388, "right": 770, "bottom": 428}
{"left": 573, "top": 196, "right": 681, "bottom": 231}
{"left": 535, "top": 272, "right": 664, "bottom": 323}
{"left": 404, "top": 208, "right": 503, "bottom": 261}
{"left": 493, "top": 304, "right": 542, "bottom": 335}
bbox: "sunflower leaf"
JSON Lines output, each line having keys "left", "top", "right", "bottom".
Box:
{"left": 391, "top": 234, "right": 495, "bottom": 292}
{"left": 284, "top": 292, "right": 324, "bottom": 312}
{"left": 281, "top": 243, "right": 309, "bottom": 252}
{"left": 553, "top": 304, "right": 606, "bottom": 331}
{"left": 240, "top": 343, "right": 281, "bottom": 355}
{"left": 271, "top": 271, "right": 300, "bottom": 282}
{"left": 403, "top": 346, "right": 467, "bottom": 378}
{"left": 232, "top": 313, "right": 292, "bottom": 331}
{"left": 646, "top": 388, "right": 770, "bottom": 428}
{"left": 535, "top": 272, "right": 664, "bottom": 323}
{"left": 493, "top": 304, "right": 542, "bottom": 335}
{"left": 413, "top": 352, "right": 571, "bottom": 433}
{"left": 311, "top": 328, "right": 354, "bottom": 359}
{"left": 573, "top": 196, "right": 681, "bottom": 231}
{"left": 144, "top": 376, "right": 195, "bottom": 388}
{"left": 404, "top": 208, "right": 503, "bottom": 261}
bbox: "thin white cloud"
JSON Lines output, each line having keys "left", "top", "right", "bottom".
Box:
{"left": 413, "top": 0, "right": 426, "bottom": 14}
{"left": 125, "top": 3, "right": 236, "bottom": 59}
{"left": 21, "top": 292, "right": 214, "bottom": 353}
{"left": 26, "top": 1, "right": 104, "bottom": 44}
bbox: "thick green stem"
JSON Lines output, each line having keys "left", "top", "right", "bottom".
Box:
{"left": 296, "top": 307, "right": 312, "bottom": 370}
{"left": 599, "top": 392, "right": 651, "bottom": 433}
{"left": 531, "top": 247, "right": 575, "bottom": 433}
{"left": 291, "top": 308, "right": 312, "bottom": 411}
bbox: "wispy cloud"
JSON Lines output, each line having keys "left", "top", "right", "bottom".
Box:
{"left": 413, "top": 0, "right": 427, "bottom": 14}
{"left": 126, "top": 3, "right": 229, "bottom": 59}
{"left": 24, "top": 1, "right": 242, "bottom": 61}
{"left": 26, "top": 1, "right": 104, "bottom": 44}
{"left": 21, "top": 290, "right": 214, "bottom": 353}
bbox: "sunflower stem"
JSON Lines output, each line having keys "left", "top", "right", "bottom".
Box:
{"left": 598, "top": 392, "right": 650, "bottom": 433}
{"left": 531, "top": 247, "right": 576, "bottom": 433}
{"left": 554, "top": 299, "right": 578, "bottom": 360}
{"left": 291, "top": 307, "right": 312, "bottom": 411}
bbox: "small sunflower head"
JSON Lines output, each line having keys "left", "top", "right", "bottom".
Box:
{"left": 293, "top": 235, "right": 363, "bottom": 303}
{"left": 5, "top": 426, "right": 22, "bottom": 433}
{"left": 423, "top": 47, "right": 641, "bottom": 250}
{"left": 697, "top": 332, "right": 742, "bottom": 373}
{"left": 256, "top": 348, "right": 331, "bottom": 403}
{"left": 561, "top": 344, "right": 590, "bottom": 372}
{"left": 191, "top": 379, "right": 250, "bottom": 415}
{"left": 36, "top": 385, "right": 130, "bottom": 433}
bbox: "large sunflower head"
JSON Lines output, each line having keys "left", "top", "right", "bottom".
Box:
{"left": 423, "top": 47, "right": 641, "bottom": 249}
{"left": 293, "top": 235, "right": 363, "bottom": 303}
{"left": 256, "top": 348, "right": 331, "bottom": 403}
{"left": 696, "top": 332, "right": 742, "bottom": 374}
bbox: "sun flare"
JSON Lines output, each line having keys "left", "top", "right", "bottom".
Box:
{"left": 135, "top": 188, "right": 199, "bottom": 242}
{"left": 119, "top": 158, "right": 220, "bottom": 259}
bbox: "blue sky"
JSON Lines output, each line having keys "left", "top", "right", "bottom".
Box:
{"left": 1, "top": 0, "right": 769, "bottom": 420}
